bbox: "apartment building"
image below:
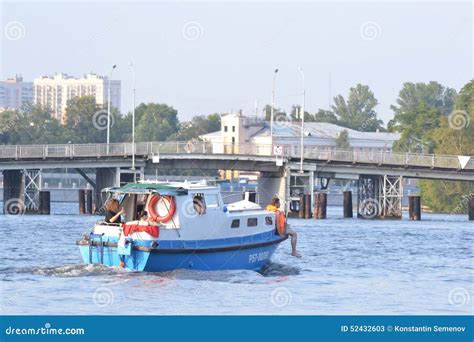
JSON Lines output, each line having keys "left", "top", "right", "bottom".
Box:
{"left": 33, "top": 73, "right": 121, "bottom": 121}
{"left": 0, "top": 75, "right": 33, "bottom": 111}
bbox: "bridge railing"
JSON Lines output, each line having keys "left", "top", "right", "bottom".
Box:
{"left": 0, "top": 141, "right": 472, "bottom": 171}
{"left": 302, "top": 147, "right": 469, "bottom": 170}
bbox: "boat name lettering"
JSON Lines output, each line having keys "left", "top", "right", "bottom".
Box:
{"left": 249, "top": 251, "right": 270, "bottom": 263}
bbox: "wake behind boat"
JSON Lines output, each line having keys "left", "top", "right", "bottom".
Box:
{"left": 76, "top": 181, "right": 287, "bottom": 272}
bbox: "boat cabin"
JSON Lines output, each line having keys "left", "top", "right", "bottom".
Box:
{"left": 96, "top": 181, "right": 278, "bottom": 240}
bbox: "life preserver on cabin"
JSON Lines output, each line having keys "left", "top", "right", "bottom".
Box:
{"left": 148, "top": 195, "right": 176, "bottom": 223}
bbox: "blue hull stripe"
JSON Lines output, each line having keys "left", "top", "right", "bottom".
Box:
{"left": 77, "top": 231, "right": 287, "bottom": 272}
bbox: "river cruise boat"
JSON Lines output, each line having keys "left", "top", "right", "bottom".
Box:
{"left": 76, "top": 181, "right": 287, "bottom": 272}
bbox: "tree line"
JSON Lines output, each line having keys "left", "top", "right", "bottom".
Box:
{"left": 0, "top": 80, "right": 472, "bottom": 212}
{"left": 0, "top": 97, "right": 221, "bottom": 145}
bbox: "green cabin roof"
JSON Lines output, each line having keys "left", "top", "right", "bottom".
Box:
{"left": 104, "top": 182, "right": 188, "bottom": 195}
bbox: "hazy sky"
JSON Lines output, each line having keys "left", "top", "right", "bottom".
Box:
{"left": 1, "top": 1, "right": 472, "bottom": 124}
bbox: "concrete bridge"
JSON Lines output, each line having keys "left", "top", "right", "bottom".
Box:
{"left": 1, "top": 141, "right": 473, "bottom": 218}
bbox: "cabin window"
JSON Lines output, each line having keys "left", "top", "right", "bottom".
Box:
{"left": 247, "top": 218, "right": 258, "bottom": 227}
{"left": 232, "top": 126, "right": 235, "bottom": 132}
{"left": 205, "top": 194, "right": 219, "bottom": 208}
{"left": 224, "top": 126, "right": 228, "bottom": 132}
{"left": 265, "top": 216, "right": 273, "bottom": 225}
{"left": 231, "top": 219, "right": 240, "bottom": 228}
{"left": 192, "top": 193, "right": 206, "bottom": 215}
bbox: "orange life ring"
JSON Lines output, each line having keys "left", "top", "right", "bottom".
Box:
{"left": 276, "top": 211, "right": 286, "bottom": 236}
{"left": 148, "top": 195, "right": 176, "bottom": 223}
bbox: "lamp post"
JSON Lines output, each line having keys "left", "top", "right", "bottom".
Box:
{"left": 298, "top": 66, "right": 305, "bottom": 173}
{"left": 129, "top": 61, "right": 136, "bottom": 181}
{"left": 107, "top": 64, "right": 117, "bottom": 146}
{"left": 270, "top": 68, "right": 279, "bottom": 146}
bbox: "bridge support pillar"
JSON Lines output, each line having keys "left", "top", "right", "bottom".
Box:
{"left": 94, "top": 167, "right": 145, "bottom": 212}
{"left": 357, "top": 175, "right": 381, "bottom": 219}
{"left": 469, "top": 195, "right": 474, "bottom": 221}
{"left": 343, "top": 191, "right": 353, "bottom": 218}
{"left": 2, "top": 170, "right": 24, "bottom": 215}
{"left": 23, "top": 169, "right": 41, "bottom": 214}
{"left": 380, "top": 175, "right": 403, "bottom": 219}
{"left": 357, "top": 175, "right": 403, "bottom": 219}
{"left": 309, "top": 171, "right": 315, "bottom": 211}
{"left": 257, "top": 170, "right": 288, "bottom": 211}
{"left": 95, "top": 168, "right": 119, "bottom": 212}
{"left": 408, "top": 195, "right": 421, "bottom": 220}
{"left": 298, "top": 194, "right": 305, "bottom": 218}
{"left": 314, "top": 192, "right": 327, "bottom": 219}
{"left": 78, "top": 189, "right": 86, "bottom": 214}
{"left": 3, "top": 169, "right": 45, "bottom": 215}
{"left": 38, "top": 191, "right": 51, "bottom": 215}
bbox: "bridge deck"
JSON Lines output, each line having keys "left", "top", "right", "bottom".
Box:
{"left": 0, "top": 142, "right": 472, "bottom": 180}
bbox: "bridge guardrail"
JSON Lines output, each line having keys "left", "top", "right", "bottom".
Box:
{"left": 0, "top": 141, "right": 472, "bottom": 171}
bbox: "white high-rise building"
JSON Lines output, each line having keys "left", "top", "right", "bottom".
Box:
{"left": 33, "top": 73, "right": 121, "bottom": 121}
{"left": 0, "top": 75, "right": 33, "bottom": 111}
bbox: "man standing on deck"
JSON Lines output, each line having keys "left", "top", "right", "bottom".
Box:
{"left": 266, "top": 197, "right": 300, "bottom": 257}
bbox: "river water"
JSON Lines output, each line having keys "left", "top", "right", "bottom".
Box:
{"left": 0, "top": 203, "right": 472, "bottom": 315}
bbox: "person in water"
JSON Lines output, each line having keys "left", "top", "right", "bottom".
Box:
{"left": 105, "top": 199, "right": 125, "bottom": 223}
{"left": 266, "top": 197, "right": 299, "bottom": 257}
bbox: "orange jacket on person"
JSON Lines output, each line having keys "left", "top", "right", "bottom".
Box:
{"left": 266, "top": 204, "right": 286, "bottom": 236}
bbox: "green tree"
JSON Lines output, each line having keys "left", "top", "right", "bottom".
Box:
{"left": 313, "top": 109, "right": 339, "bottom": 124}
{"left": 419, "top": 80, "right": 474, "bottom": 212}
{"left": 263, "top": 104, "right": 286, "bottom": 121}
{"left": 391, "top": 103, "right": 441, "bottom": 153}
{"left": 335, "top": 129, "right": 351, "bottom": 149}
{"left": 388, "top": 81, "right": 457, "bottom": 152}
{"left": 389, "top": 81, "right": 456, "bottom": 123}
{"left": 169, "top": 113, "right": 222, "bottom": 141}
{"left": 0, "top": 109, "right": 21, "bottom": 144}
{"left": 332, "top": 84, "right": 383, "bottom": 132}
{"left": 135, "top": 103, "right": 179, "bottom": 141}
{"left": 63, "top": 96, "right": 107, "bottom": 143}
{"left": 289, "top": 105, "right": 313, "bottom": 122}
{"left": 110, "top": 108, "right": 132, "bottom": 143}
{"left": 0, "top": 105, "right": 63, "bottom": 144}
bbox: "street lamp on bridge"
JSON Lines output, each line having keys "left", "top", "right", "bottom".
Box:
{"left": 129, "top": 60, "right": 136, "bottom": 181}
{"left": 107, "top": 64, "right": 117, "bottom": 145}
{"left": 270, "top": 68, "right": 279, "bottom": 146}
{"left": 298, "top": 66, "right": 305, "bottom": 173}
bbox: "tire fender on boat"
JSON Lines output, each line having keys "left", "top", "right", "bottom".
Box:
{"left": 148, "top": 195, "right": 176, "bottom": 223}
